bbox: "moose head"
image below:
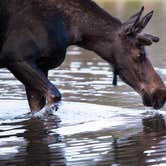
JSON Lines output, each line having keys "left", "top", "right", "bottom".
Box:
{"left": 112, "top": 7, "right": 166, "bottom": 109}
{"left": 87, "top": 7, "right": 166, "bottom": 109}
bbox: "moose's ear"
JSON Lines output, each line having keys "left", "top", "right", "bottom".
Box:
{"left": 135, "top": 11, "right": 154, "bottom": 33}
{"left": 121, "top": 6, "right": 144, "bottom": 36}
{"left": 143, "top": 33, "right": 160, "bottom": 42}
{"left": 136, "top": 35, "right": 152, "bottom": 46}
{"left": 136, "top": 33, "right": 160, "bottom": 46}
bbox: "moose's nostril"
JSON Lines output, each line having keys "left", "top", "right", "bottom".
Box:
{"left": 151, "top": 89, "right": 166, "bottom": 109}
{"left": 142, "top": 93, "right": 152, "bottom": 107}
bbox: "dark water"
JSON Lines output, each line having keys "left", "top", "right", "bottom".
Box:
{"left": 1, "top": 1, "right": 166, "bottom": 166}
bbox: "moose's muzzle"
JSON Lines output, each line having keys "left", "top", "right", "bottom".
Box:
{"left": 142, "top": 88, "right": 166, "bottom": 109}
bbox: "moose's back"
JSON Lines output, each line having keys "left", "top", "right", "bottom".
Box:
{"left": 0, "top": 0, "right": 73, "bottom": 68}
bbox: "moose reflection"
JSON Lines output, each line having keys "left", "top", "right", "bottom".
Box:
{"left": 0, "top": 0, "right": 165, "bottom": 111}
{"left": 0, "top": 116, "right": 66, "bottom": 166}
{"left": 0, "top": 111, "right": 166, "bottom": 165}
{"left": 96, "top": 114, "right": 166, "bottom": 166}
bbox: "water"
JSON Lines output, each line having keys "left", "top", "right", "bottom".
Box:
{"left": 1, "top": 1, "right": 166, "bottom": 166}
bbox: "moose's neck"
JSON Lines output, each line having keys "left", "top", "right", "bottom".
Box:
{"left": 0, "top": 0, "right": 122, "bottom": 61}
{"left": 61, "top": 0, "right": 122, "bottom": 61}
{"left": 62, "top": 0, "right": 122, "bottom": 43}
{"left": 42, "top": 0, "right": 122, "bottom": 58}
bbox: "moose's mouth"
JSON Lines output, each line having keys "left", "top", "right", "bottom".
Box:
{"left": 142, "top": 90, "right": 166, "bottom": 109}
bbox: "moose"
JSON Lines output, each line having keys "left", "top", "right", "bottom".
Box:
{"left": 0, "top": 0, "right": 166, "bottom": 111}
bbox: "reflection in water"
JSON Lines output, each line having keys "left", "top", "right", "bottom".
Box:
{"left": 143, "top": 114, "right": 166, "bottom": 132}
{"left": 95, "top": 114, "right": 166, "bottom": 166}
{"left": 0, "top": 104, "right": 166, "bottom": 166}
{"left": 0, "top": 0, "right": 166, "bottom": 165}
{"left": 0, "top": 116, "right": 66, "bottom": 166}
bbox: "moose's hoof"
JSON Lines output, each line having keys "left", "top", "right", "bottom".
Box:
{"left": 47, "top": 89, "right": 62, "bottom": 104}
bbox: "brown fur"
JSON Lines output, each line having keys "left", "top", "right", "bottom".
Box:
{"left": 0, "top": 1, "right": 165, "bottom": 110}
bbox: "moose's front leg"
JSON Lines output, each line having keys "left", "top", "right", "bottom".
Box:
{"left": 7, "top": 61, "right": 61, "bottom": 111}
{"left": 25, "top": 70, "right": 48, "bottom": 111}
{"left": 26, "top": 87, "right": 46, "bottom": 111}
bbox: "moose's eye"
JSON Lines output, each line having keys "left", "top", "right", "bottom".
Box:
{"left": 138, "top": 47, "right": 146, "bottom": 62}
{"left": 131, "top": 47, "right": 146, "bottom": 62}
{"left": 140, "top": 47, "right": 146, "bottom": 56}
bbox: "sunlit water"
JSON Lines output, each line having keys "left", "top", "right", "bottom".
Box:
{"left": 1, "top": 1, "right": 166, "bottom": 166}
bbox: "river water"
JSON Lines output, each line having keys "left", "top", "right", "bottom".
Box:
{"left": 1, "top": 1, "right": 166, "bottom": 166}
